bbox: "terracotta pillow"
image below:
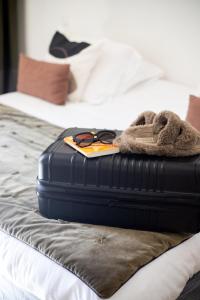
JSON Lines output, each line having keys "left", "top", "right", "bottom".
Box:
{"left": 186, "top": 95, "right": 200, "bottom": 131}
{"left": 17, "top": 54, "right": 70, "bottom": 105}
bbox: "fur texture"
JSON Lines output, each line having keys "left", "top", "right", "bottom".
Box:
{"left": 114, "top": 111, "right": 156, "bottom": 148}
{"left": 115, "top": 110, "right": 200, "bottom": 157}
{"left": 131, "top": 111, "right": 156, "bottom": 126}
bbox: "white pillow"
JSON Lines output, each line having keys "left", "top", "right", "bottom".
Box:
{"left": 45, "top": 44, "right": 100, "bottom": 103}
{"left": 82, "top": 39, "right": 142, "bottom": 104}
{"left": 120, "top": 61, "right": 164, "bottom": 94}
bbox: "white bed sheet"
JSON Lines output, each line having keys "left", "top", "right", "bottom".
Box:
{"left": 0, "top": 272, "right": 38, "bottom": 300}
{"left": 0, "top": 79, "right": 192, "bottom": 130}
{"left": 0, "top": 79, "right": 198, "bottom": 300}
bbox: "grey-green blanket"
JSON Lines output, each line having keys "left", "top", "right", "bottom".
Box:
{"left": 0, "top": 104, "right": 190, "bottom": 298}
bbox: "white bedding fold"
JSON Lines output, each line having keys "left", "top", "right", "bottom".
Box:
{"left": 0, "top": 272, "right": 38, "bottom": 300}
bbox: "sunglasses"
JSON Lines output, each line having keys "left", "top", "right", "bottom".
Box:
{"left": 73, "top": 130, "right": 116, "bottom": 148}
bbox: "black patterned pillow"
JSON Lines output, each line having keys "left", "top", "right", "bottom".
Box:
{"left": 49, "top": 31, "right": 90, "bottom": 58}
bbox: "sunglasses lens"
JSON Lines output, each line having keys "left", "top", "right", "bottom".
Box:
{"left": 98, "top": 131, "right": 116, "bottom": 144}
{"left": 75, "top": 133, "right": 93, "bottom": 147}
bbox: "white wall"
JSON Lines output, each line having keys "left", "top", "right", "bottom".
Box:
{"left": 18, "top": 0, "right": 200, "bottom": 87}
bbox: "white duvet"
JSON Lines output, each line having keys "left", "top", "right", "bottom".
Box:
{"left": 0, "top": 79, "right": 192, "bottom": 130}
{"left": 0, "top": 79, "right": 199, "bottom": 300}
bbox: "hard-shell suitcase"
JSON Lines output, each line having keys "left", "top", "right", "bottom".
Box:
{"left": 37, "top": 128, "right": 200, "bottom": 233}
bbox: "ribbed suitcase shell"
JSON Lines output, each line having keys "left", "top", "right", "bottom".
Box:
{"left": 37, "top": 128, "right": 200, "bottom": 233}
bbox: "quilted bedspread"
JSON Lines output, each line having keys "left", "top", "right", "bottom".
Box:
{"left": 0, "top": 104, "right": 190, "bottom": 298}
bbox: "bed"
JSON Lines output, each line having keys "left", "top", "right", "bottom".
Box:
{"left": 0, "top": 77, "right": 200, "bottom": 300}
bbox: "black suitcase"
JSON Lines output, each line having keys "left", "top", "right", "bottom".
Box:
{"left": 37, "top": 128, "right": 200, "bottom": 233}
